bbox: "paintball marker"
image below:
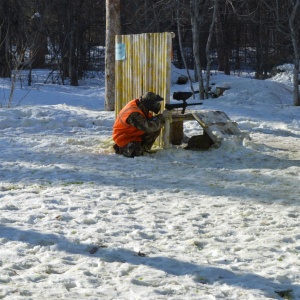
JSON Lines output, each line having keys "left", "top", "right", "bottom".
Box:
{"left": 165, "top": 91, "right": 202, "bottom": 114}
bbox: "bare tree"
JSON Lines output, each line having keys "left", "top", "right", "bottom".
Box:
{"left": 259, "top": 0, "right": 300, "bottom": 105}
{"left": 35, "top": 0, "right": 103, "bottom": 85}
{"left": 121, "top": 0, "right": 175, "bottom": 34}
{"left": 288, "top": 0, "right": 300, "bottom": 106}
{"left": 105, "top": 0, "right": 121, "bottom": 111}
{"left": 0, "top": 0, "right": 11, "bottom": 78}
{"left": 190, "top": 0, "right": 206, "bottom": 99}
{"left": 175, "top": 0, "right": 195, "bottom": 95}
{"left": 215, "top": 1, "right": 230, "bottom": 74}
{"left": 1, "top": 0, "right": 105, "bottom": 88}
{"left": 205, "top": 0, "right": 218, "bottom": 96}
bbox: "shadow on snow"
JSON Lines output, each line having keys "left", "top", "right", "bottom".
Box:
{"left": 1, "top": 225, "right": 298, "bottom": 298}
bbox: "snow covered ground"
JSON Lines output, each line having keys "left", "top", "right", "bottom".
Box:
{"left": 0, "top": 66, "right": 299, "bottom": 300}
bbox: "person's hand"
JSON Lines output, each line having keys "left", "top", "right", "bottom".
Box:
{"left": 152, "top": 114, "right": 165, "bottom": 124}
{"left": 162, "top": 110, "right": 172, "bottom": 122}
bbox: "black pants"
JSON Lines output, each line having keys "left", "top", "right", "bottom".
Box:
{"left": 114, "top": 130, "right": 161, "bottom": 158}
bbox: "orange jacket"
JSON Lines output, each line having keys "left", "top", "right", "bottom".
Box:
{"left": 113, "top": 99, "right": 153, "bottom": 147}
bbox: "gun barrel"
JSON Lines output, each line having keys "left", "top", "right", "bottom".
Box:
{"left": 165, "top": 103, "right": 186, "bottom": 110}
{"left": 165, "top": 102, "right": 203, "bottom": 111}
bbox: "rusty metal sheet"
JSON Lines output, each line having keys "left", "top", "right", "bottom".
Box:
{"left": 115, "top": 32, "right": 174, "bottom": 148}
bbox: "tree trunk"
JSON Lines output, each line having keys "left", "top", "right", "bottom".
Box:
{"left": 289, "top": 0, "right": 300, "bottom": 106}
{"left": 67, "top": 3, "right": 78, "bottom": 86}
{"left": 77, "top": 30, "right": 86, "bottom": 80}
{"left": 176, "top": 0, "right": 195, "bottom": 96}
{"left": 234, "top": 23, "right": 241, "bottom": 71}
{"left": 69, "top": 28, "right": 78, "bottom": 86}
{"left": 105, "top": 0, "right": 121, "bottom": 111}
{"left": 255, "top": 24, "right": 264, "bottom": 79}
{"left": 190, "top": 0, "right": 205, "bottom": 99}
{"left": 215, "top": 11, "right": 225, "bottom": 72}
{"left": 0, "top": 1, "right": 11, "bottom": 78}
{"left": 30, "top": 17, "right": 47, "bottom": 69}
{"left": 215, "top": 5, "right": 230, "bottom": 75}
{"left": 205, "top": 0, "right": 218, "bottom": 98}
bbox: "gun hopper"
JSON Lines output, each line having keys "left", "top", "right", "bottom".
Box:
{"left": 165, "top": 92, "right": 203, "bottom": 114}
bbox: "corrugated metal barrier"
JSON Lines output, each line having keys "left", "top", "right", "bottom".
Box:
{"left": 115, "top": 32, "right": 174, "bottom": 148}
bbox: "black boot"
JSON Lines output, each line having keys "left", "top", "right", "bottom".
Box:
{"left": 113, "top": 144, "right": 123, "bottom": 155}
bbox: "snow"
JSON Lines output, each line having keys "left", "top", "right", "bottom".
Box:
{"left": 0, "top": 66, "right": 299, "bottom": 300}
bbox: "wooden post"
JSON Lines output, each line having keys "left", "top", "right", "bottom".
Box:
{"left": 170, "top": 120, "right": 183, "bottom": 145}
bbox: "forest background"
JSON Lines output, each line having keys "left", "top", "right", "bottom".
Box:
{"left": 0, "top": 0, "right": 299, "bottom": 106}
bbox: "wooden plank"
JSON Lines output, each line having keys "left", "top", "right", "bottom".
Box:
{"left": 171, "top": 113, "right": 194, "bottom": 122}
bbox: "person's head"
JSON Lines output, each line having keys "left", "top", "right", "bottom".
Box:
{"left": 140, "top": 91, "right": 164, "bottom": 114}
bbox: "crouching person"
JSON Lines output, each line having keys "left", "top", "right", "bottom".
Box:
{"left": 112, "top": 92, "right": 165, "bottom": 158}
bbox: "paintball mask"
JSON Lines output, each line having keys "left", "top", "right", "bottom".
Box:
{"left": 140, "top": 91, "right": 164, "bottom": 114}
